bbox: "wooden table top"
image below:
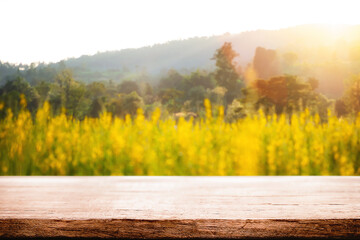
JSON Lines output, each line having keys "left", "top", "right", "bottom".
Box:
{"left": 0, "top": 176, "right": 359, "bottom": 239}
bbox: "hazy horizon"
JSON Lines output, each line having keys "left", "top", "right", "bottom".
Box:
{"left": 2, "top": 23, "right": 357, "bottom": 66}
{"left": 2, "top": 0, "right": 360, "bottom": 64}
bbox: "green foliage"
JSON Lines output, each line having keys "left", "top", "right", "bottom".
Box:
{"left": 158, "top": 69, "right": 184, "bottom": 90}
{"left": 213, "top": 43, "right": 239, "bottom": 89}
{"left": 209, "top": 86, "right": 227, "bottom": 106}
{"left": 253, "top": 75, "right": 329, "bottom": 116}
{"left": 0, "top": 76, "right": 40, "bottom": 115}
{"left": 157, "top": 88, "right": 183, "bottom": 104}
{"left": 66, "top": 83, "right": 86, "bottom": 118}
{"left": 86, "top": 82, "right": 106, "bottom": 99}
{"left": 187, "top": 86, "right": 207, "bottom": 112}
{"left": 212, "top": 42, "right": 243, "bottom": 104}
{"left": 157, "top": 88, "right": 183, "bottom": 113}
{"left": 89, "top": 98, "right": 105, "bottom": 118}
{"left": 107, "top": 92, "right": 144, "bottom": 117}
{"left": 2, "top": 35, "right": 360, "bottom": 120}
{"left": 122, "top": 91, "right": 144, "bottom": 116}
{"left": 49, "top": 69, "right": 87, "bottom": 117}
{"left": 35, "top": 81, "right": 51, "bottom": 103}
{"left": 184, "top": 70, "right": 215, "bottom": 90}
{"left": 226, "top": 99, "right": 246, "bottom": 122}
{"left": 118, "top": 80, "right": 141, "bottom": 95}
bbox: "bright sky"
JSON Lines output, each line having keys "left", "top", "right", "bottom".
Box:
{"left": 1, "top": 0, "right": 359, "bottom": 64}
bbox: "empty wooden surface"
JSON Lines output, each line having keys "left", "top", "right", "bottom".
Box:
{"left": 0, "top": 176, "right": 359, "bottom": 239}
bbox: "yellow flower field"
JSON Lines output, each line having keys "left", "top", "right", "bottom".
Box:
{"left": 0, "top": 99, "right": 359, "bottom": 175}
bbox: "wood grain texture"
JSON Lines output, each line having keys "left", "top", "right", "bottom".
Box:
{"left": 0, "top": 176, "right": 360, "bottom": 239}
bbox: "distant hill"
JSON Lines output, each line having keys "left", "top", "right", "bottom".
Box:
{"left": 64, "top": 24, "right": 360, "bottom": 73}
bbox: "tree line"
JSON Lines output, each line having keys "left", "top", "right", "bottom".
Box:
{"left": 1, "top": 42, "right": 360, "bottom": 121}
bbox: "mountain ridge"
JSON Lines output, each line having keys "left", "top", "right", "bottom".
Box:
{"left": 62, "top": 24, "right": 360, "bottom": 76}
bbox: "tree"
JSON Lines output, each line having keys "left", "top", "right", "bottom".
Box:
{"left": 106, "top": 92, "right": 144, "bottom": 118}
{"left": 342, "top": 75, "right": 360, "bottom": 113}
{"left": 158, "top": 69, "right": 184, "bottom": 90}
{"left": 54, "top": 69, "right": 75, "bottom": 108}
{"left": 157, "top": 88, "right": 184, "bottom": 113}
{"left": 25, "top": 63, "right": 38, "bottom": 85}
{"left": 253, "top": 75, "right": 326, "bottom": 115}
{"left": 143, "top": 82, "right": 155, "bottom": 104}
{"left": 226, "top": 99, "right": 246, "bottom": 122}
{"left": 187, "top": 86, "right": 207, "bottom": 112}
{"left": 86, "top": 82, "right": 106, "bottom": 99}
{"left": 335, "top": 99, "right": 348, "bottom": 117}
{"left": 67, "top": 83, "right": 86, "bottom": 118}
{"left": 122, "top": 91, "right": 144, "bottom": 116}
{"left": 210, "top": 86, "right": 227, "bottom": 106}
{"left": 184, "top": 70, "right": 215, "bottom": 90}
{"left": 88, "top": 98, "right": 105, "bottom": 118}
{"left": 253, "top": 47, "right": 281, "bottom": 79}
{"left": 212, "top": 42, "right": 242, "bottom": 104}
{"left": 51, "top": 69, "right": 86, "bottom": 117}
{"left": 35, "top": 81, "right": 51, "bottom": 103}
{"left": 157, "top": 88, "right": 183, "bottom": 105}
{"left": 118, "top": 80, "right": 141, "bottom": 95}
{"left": 0, "top": 76, "right": 40, "bottom": 115}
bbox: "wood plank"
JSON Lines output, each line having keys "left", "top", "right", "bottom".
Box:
{"left": 0, "top": 176, "right": 360, "bottom": 239}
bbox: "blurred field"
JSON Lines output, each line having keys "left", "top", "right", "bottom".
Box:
{"left": 0, "top": 99, "right": 359, "bottom": 176}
